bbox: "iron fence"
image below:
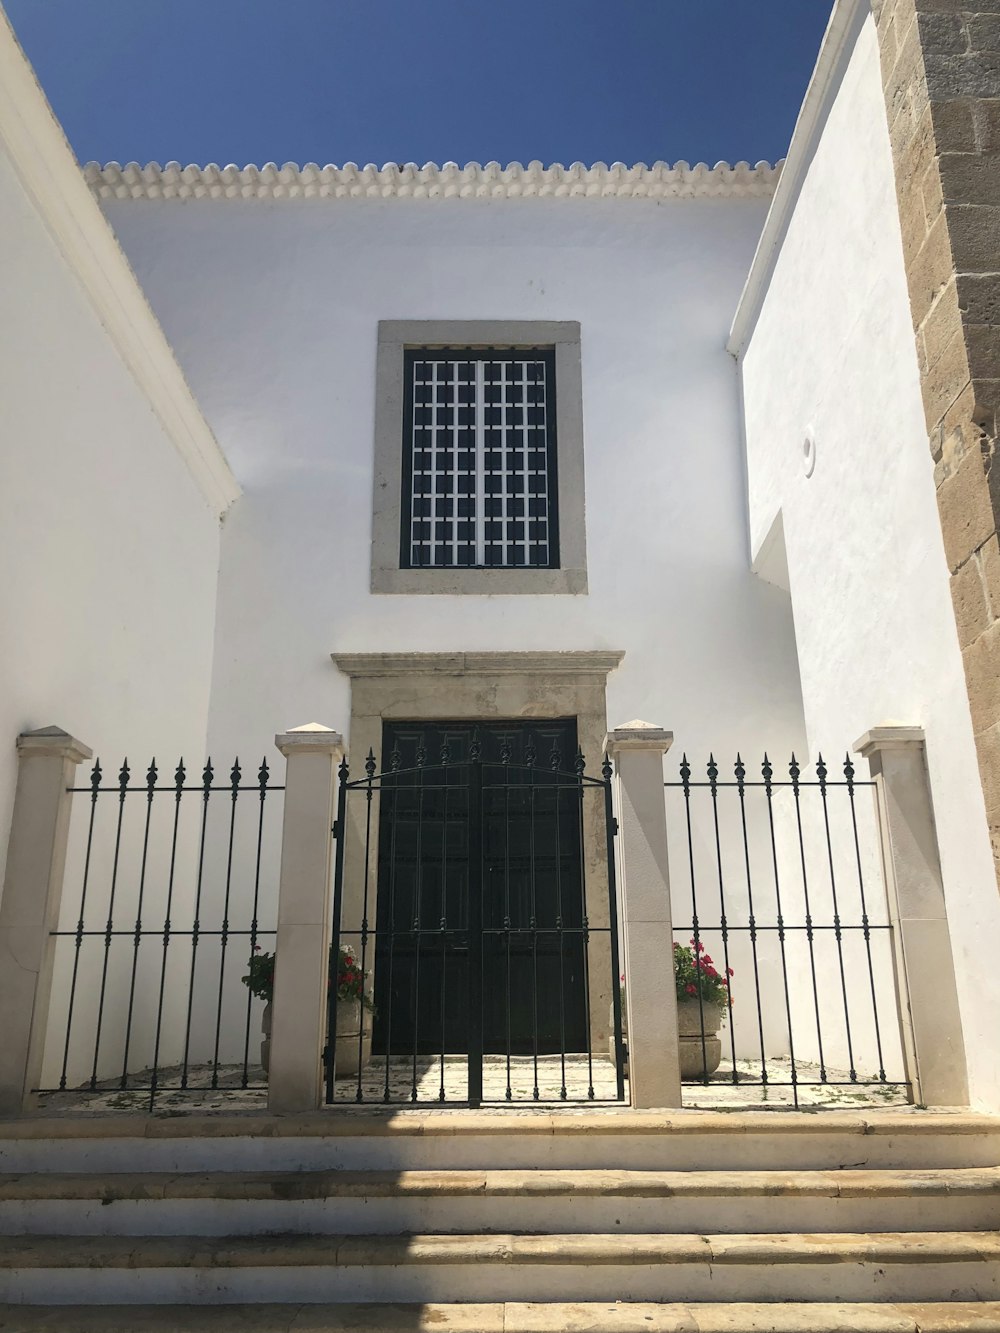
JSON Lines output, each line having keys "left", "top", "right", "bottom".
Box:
{"left": 664, "top": 751, "right": 909, "bottom": 1107}
{"left": 40, "top": 755, "right": 283, "bottom": 1110}
{"left": 326, "top": 724, "right": 626, "bottom": 1107}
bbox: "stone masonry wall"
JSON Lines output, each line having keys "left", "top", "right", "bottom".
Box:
{"left": 872, "top": 0, "right": 1000, "bottom": 883}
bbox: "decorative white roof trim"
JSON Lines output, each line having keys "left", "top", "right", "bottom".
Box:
{"left": 728, "top": 0, "right": 867, "bottom": 356}
{"left": 85, "top": 159, "right": 782, "bottom": 202}
{"left": 0, "top": 14, "right": 239, "bottom": 517}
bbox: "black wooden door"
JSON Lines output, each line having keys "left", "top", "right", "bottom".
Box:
{"left": 372, "top": 720, "right": 586, "bottom": 1060}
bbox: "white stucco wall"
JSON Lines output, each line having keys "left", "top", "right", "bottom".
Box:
{"left": 0, "top": 135, "right": 226, "bottom": 1085}
{"left": 96, "top": 191, "right": 822, "bottom": 1075}
{"left": 0, "top": 134, "right": 224, "bottom": 825}
{"left": 0, "top": 136, "right": 224, "bottom": 799}
{"left": 738, "top": 7, "right": 1000, "bottom": 1107}
{"left": 102, "top": 194, "right": 804, "bottom": 766}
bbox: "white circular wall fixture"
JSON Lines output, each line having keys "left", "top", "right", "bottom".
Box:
{"left": 803, "top": 428, "right": 817, "bottom": 478}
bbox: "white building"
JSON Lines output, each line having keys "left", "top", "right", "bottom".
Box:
{"left": 1, "top": 0, "right": 998, "bottom": 1122}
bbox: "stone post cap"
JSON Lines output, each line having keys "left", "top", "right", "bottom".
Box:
{"left": 275, "top": 723, "right": 345, "bottom": 757}
{"left": 605, "top": 720, "right": 674, "bottom": 755}
{"left": 16, "top": 726, "right": 92, "bottom": 764}
{"left": 854, "top": 726, "right": 925, "bottom": 757}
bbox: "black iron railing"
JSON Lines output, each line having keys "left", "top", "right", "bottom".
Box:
{"left": 41, "top": 756, "right": 282, "bottom": 1110}
{"left": 664, "top": 752, "right": 908, "bottom": 1106}
{"left": 326, "top": 726, "right": 626, "bottom": 1107}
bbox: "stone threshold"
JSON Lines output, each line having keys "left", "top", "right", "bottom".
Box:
{"left": 0, "top": 1107, "right": 995, "bottom": 1140}
{"left": 1, "top": 1302, "right": 1000, "bottom": 1332}
{"left": 3, "top": 1230, "right": 1000, "bottom": 1268}
{"left": 2, "top": 1165, "right": 999, "bottom": 1202}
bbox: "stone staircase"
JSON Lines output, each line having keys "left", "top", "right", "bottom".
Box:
{"left": 0, "top": 1109, "right": 999, "bottom": 1330}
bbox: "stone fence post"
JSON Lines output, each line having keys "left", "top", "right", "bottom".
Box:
{"left": 0, "top": 726, "right": 92, "bottom": 1114}
{"left": 269, "top": 723, "right": 344, "bottom": 1114}
{"left": 855, "top": 727, "right": 969, "bottom": 1106}
{"left": 606, "top": 721, "right": 681, "bottom": 1109}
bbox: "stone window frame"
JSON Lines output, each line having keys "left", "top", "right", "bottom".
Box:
{"left": 371, "top": 321, "right": 587, "bottom": 595}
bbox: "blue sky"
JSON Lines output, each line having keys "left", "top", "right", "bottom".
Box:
{"left": 6, "top": 0, "right": 835, "bottom": 169}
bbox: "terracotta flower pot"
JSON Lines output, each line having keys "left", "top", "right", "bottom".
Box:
{"left": 607, "top": 1000, "right": 628, "bottom": 1072}
{"left": 259, "top": 998, "right": 373, "bottom": 1081}
{"left": 333, "top": 999, "right": 374, "bottom": 1081}
{"left": 260, "top": 1001, "right": 272, "bottom": 1075}
{"left": 610, "top": 998, "right": 724, "bottom": 1081}
{"left": 676, "top": 999, "right": 724, "bottom": 1079}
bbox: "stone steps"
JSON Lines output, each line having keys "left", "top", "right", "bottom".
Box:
{"left": 2, "top": 1302, "right": 1000, "bottom": 1331}
{"left": 1, "top": 1230, "right": 999, "bottom": 1304}
{"left": 2, "top": 1110, "right": 999, "bottom": 1319}
{"left": 4, "top": 1110, "right": 998, "bottom": 1173}
{"left": 0, "top": 1166, "right": 998, "bottom": 1235}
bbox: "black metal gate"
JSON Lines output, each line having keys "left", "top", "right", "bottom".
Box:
{"left": 324, "top": 723, "right": 626, "bottom": 1106}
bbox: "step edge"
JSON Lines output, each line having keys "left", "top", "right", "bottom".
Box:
{"left": 2, "top": 1166, "right": 999, "bottom": 1202}
{"left": 1, "top": 1302, "right": 999, "bottom": 1333}
{"left": 4, "top": 1110, "right": 997, "bottom": 1141}
{"left": 1, "top": 1231, "right": 999, "bottom": 1268}
{"left": 2, "top": 1302, "right": 1000, "bottom": 1327}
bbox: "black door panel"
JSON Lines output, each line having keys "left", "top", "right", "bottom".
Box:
{"left": 372, "top": 720, "right": 586, "bottom": 1057}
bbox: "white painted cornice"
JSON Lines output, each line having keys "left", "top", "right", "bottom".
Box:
{"left": 0, "top": 13, "right": 239, "bottom": 516}
{"left": 85, "top": 159, "right": 782, "bottom": 202}
{"left": 728, "top": 0, "right": 867, "bottom": 357}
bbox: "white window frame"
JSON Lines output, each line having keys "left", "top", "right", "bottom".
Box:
{"left": 371, "top": 321, "right": 587, "bottom": 595}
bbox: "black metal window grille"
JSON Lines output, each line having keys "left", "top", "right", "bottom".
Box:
{"left": 401, "top": 348, "right": 559, "bottom": 570}
{"left": 664, "top": 752, "right": 910, "bottom": 1108}
{"left": 41, "top": 756, "right": 283, "bottom": 1111}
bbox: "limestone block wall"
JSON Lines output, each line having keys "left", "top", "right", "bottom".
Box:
{"left": 872, "top": 0, "right": 1000, "bottom": 884}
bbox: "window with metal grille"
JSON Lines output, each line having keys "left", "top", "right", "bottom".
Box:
{"left": 401, "top": 348, "right": 559, "bottom": 570}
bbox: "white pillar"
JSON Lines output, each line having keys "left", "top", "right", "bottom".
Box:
{"left": 269, "top": 723, "right": 344, "bottom": 1114}
{"left": 855, "top": 727, "right": 969, "bottom": 1106}
{"left": 0, "top": 726, "right": 92, "bottom": 1114}
{"left": 606, "top": 721, "right": 681, "bottom": 1109}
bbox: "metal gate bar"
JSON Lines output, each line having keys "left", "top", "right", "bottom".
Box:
{"left": 665, "top": 751, "right": 909, "bottom": 1108}
{"left": 41, "top": 755, "right": 282, "bottom": 1111}
{"left": 325, "top": 730, "right": 626, "bottom": 1107}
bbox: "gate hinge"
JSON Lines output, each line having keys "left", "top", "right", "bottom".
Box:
{"left": 612, "top": 817, "right": 619, "bottom": 836}
{"left": 331, "top": 820, "right": 339, "bottom": 839}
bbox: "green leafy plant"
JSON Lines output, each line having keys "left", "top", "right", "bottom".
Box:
{"left": 333, "top": 944, "right": 375, "bottom": 1012}
{"left": 620, "top": 942, "right": 734, "bottom": 1012}
{"left": 241, "top": 943, "right": 374, "bottom": 1012}
{"left": 242, "top": 947, "right": 276, "bottom": 1003}
{"left": 673, "top": 939, "right": 733, "bottom": 1007}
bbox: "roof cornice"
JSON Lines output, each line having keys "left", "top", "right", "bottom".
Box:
{"left": 85, "top": 159, "right": 782, "bottom": 202}
{"left": 728, "top": 0, "right": 867, "bottom": 357}
{"left": 0, "top": 14, "right": 239, "bottom": 516}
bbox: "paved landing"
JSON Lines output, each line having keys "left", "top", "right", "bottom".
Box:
{"left": 35, "top": 1055, "right": 907, "bottom": 1115}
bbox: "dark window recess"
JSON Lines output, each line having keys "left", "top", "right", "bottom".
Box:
{"left": 400, "top": 348, "right": 559, "bottom": 570}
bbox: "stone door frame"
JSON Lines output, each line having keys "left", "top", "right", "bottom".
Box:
{"left": 330, "top": 650, "right": 625, "bottom": 1054}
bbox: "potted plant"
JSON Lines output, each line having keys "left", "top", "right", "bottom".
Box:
{"left": 330, "top": 944, "right": 375, "bottom": 1080}
{"left": 242, "top": 947, "right": 276, "bottom": 1073}
{"left": 609, "top": 973, "right": 628, "bottom": 1071}
{"left": 613, "top": 943, "right": 734, "bottom": 1080}
{"left": 241, "top": 943, "right": 375, "bottom": 1078}
{"left": 673, "top": 939, "right": 733, "bottom": 1079}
